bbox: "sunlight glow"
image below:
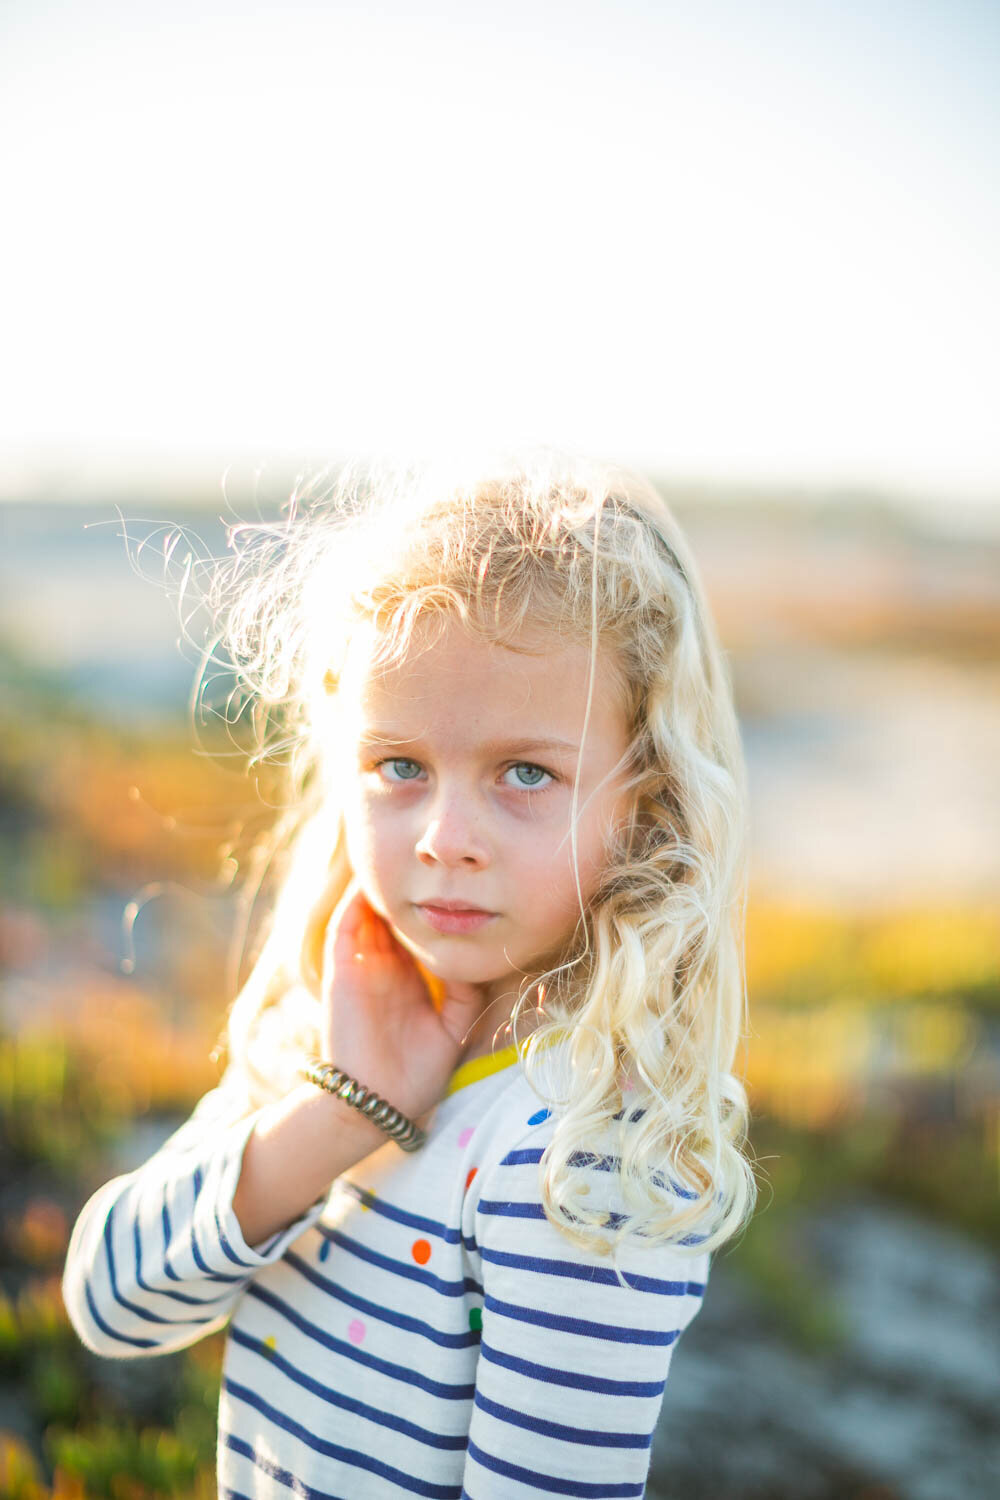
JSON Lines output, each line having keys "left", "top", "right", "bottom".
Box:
{"left": 1, "top": 0, "right": 998, "bottom": 502}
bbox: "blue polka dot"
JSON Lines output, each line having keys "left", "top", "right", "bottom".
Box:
{"left": 527, "top": 1109, "right": 551, "bottom": 1126}
{"left": 319, "top": 1238, "right": 331, "bottom": 1262}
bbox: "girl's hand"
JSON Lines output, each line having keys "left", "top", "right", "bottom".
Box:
{"left": 319, "top": 880, "right": 491, "bottom": 1121}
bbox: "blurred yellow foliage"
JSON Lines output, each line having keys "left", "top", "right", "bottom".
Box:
{"left": 42, "top": 734, "right": 267, "bottom": 891}
{"left": 0, "top": 1275, "right": 72, "bottom": 1356}
{"left": 747, "top": 1001, "right": 869, "bottom": 1129}
{"left": 1, "top": 980, "right": 218, "bottom": 1122}
{"left": 862, "top": 909, "right": 1000, "bottom": 996}
{"left": 0, "top": 1433, "right": 46, "bottom": 1500}
{"left": 746, "top": 900, "right": 1000, "bottom": 1004}
{"left": 0, "top": 1428, "right": 216, "bottom": 1500}
{"left": 746, "top": 996, "right": 983, "bottom": 1131}
{"left": 0, "top": 1434, "right": 91, "bottom": 1500}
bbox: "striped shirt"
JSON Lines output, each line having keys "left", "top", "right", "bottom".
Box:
{"left": 63, "top": 1042, "right": 709, "bottom": 1498}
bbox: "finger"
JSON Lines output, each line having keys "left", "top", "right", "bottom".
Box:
{"left": 366, "top": 905, "right": 392, "bottom": 955}
{"left": 325, "top": 883, "right": 369, "bottom": 965}
{"left": 354, "top": 904, "right": 375, "bottom": 962}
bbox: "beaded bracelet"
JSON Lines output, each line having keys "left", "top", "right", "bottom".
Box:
{"left": 299, "top": 1059, "right": 427, "bottom": 1153}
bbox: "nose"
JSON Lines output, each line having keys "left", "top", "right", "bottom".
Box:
{"left": 415, "top": 784, "right": 490, "bottom": 868}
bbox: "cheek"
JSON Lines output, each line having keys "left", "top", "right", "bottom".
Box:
{"left": 543, "top": 816, "right": 615, "bottom": 901}
{"left": 342, "top": 794, "right": 378, "bottom": 874}
{"left": 344, "top": 797, "right": 403, "bottom": 882}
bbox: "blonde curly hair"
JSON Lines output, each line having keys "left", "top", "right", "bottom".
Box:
{"left": 197, "top": 450, "right": 757, "bottom": 1262}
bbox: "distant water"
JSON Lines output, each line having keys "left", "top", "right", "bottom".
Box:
{"left": 0, "top": 502, "right": 234, "bottom": 714}
{"left": 3, "top": 500, "right": 999, "bottom": 907}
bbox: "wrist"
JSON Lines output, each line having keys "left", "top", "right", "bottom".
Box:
{"left": 299, "top": 1058, "right": 427, "bottom": 1152}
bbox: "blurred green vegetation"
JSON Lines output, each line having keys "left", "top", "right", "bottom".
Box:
{"left": 0, "top": 636, "right": 997, "bottom": 1493}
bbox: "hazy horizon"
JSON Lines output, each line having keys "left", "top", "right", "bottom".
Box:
{"left": 3, "top": 0, "right": 998, "bottom": 505}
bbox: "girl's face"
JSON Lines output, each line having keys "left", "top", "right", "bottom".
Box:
{"left": 334, "top": 614, "right": 634, "bottom": 1021}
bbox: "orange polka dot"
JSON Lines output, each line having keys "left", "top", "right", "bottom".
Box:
{"left": 411, "top": 1238, "right": 432, "bottom": 1265}
{"left": 465, "top": 1168, "right": 477, "bottom": 1192}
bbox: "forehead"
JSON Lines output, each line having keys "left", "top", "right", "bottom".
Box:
{"left": 340, "top": 616, "right": 629, "bottom": 746}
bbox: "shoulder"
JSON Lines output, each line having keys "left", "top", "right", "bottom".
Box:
{"left": 447, "top": 1053, "right": 561, "bottom": 1165}
{"left": 463, "top": 1050, "right": 710, "bottom": 1283}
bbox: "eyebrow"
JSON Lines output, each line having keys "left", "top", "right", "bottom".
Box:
{"left": 356, "top": 730, "right": 580, "bottom": 756}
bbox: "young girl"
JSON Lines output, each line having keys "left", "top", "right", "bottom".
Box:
{"left": 63, "top": 451, "right": 756, "bottom": 1498}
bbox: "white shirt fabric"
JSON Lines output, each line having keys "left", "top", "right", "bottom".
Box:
{"left": 63, "top": 1042, "right": 710, "bottom": 1499}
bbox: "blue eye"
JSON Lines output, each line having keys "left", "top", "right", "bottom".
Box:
{"left": 374, "top": 758, "right": 553, "bottom": 790}
{"left": 379, "top": 758, "right": 423, "bottom": 782}
{"left": 504, "top": 763, "right": 552, "bottom": 790}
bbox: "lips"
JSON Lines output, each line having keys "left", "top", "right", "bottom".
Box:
{"left": 417, "top": 903, "right": 496, "bottom": 935}
{"left": 419, "top": 900, "right": 492, "bottom": 913}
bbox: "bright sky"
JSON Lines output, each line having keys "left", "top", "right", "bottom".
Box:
{"left": 2, "top": 0, "right": 998, "bottom": 503}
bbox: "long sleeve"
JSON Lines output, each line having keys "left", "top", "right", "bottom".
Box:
{"left": 62, "top": 1068, "right": 328, "bottom": 1360}
{"left": 461, "top": 1125, "right": 709, "bottom": 1499}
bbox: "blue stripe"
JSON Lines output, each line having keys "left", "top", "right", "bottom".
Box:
{"left": 245, "top": 1281, "right": 476, "bottom": 1400}
{"left": 466, "top": 1438, "right": 645, "bottom": 1497}
{"left": 480, "top": 1245, "right": 704, "bottom": 1297}
{"left": 161, "top": 1200, "right": 180, "bottom": 1281}
{"left": 499, "top": 1147, "right": 697, "bottom": 1199}
{"left": 205, "top": 1158, "right": 262, "bottom": 1270}
{"left": 187, "top": 1175, "right": 215, "bottom": 1278}
{"left": 479, "top": 1201, "right": 702, "bottom": 1233}
{"left": 256, "top": 1225, "right": 291, "bottom": 1256}
{"left": 479, "top": 1338, "right": 665, "bottom": 1397}
{"left": 486, "top": 1293, "right": 679, "bottom": 1345}
{"left": 188, "top": 1167, "right": 236, "bottom": 1278}
{"left": 499, "top": 1148, "right": 621, "bottom": 1171}
{"left": 477, "top": 1198, "right": 548, "bottom": 1220}
{"left": 216, "top": 1205, "right": 256, "bottom": 1269}
{"left": 478, "top": 1197, "right": 616, "bottom": 1229}
{"left": 132, "top": 1215, "right": 226, "bottom": 1309}
{"left": 101, "top": 1204, "right": 221, "bottom": 1331}
{"left": 473, "top": 1390, "right": 651, "bottom": 1449}
{"left": 161, "top": 1181, "right": 242, "bottom": 1285}
{"left": 229, "top": 1325, "right": 469, "bottom": 1449}
{"left": 83, "top": 1279, "right": 160, "bottom": 1350}
{"left": 335, "top": 1182, "right": 479, "bottom": 1254}
{"left": 285, "top": 1250, "right": 480, "bottom": 1349}
{"left": 222, "top": 1431, "right": 351, "bottom": 1500}
{"left": 320, "top": 1227, "right": 484, "bottom": 1299}
{"left": 224, "top": 1378, "right": 465, "bottom": 1497}
{"left": 339, "top": 1180, "right": 461, "bottom": 1242}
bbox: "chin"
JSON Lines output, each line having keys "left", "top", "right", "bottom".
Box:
{"left": 399, "top": 929, "right": 502, "bottom": 982}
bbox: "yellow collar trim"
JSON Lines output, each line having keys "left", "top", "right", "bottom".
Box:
{"left": 444, "top": 1027, "right": 570, "bottom": 1097}
{"left": 446, "top": 1044, "right": 520, "bottom": 1096}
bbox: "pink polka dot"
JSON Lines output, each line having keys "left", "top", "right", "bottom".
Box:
{"left": 457, "top": 1126, "right": 475, "bottom": 1148}
{"left": 347, "top": 1319, "right": 366, "bottom": 1345}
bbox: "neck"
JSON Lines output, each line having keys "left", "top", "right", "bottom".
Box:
{"left": 461, "top": 979, "right": 542, "bottom": 1062}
